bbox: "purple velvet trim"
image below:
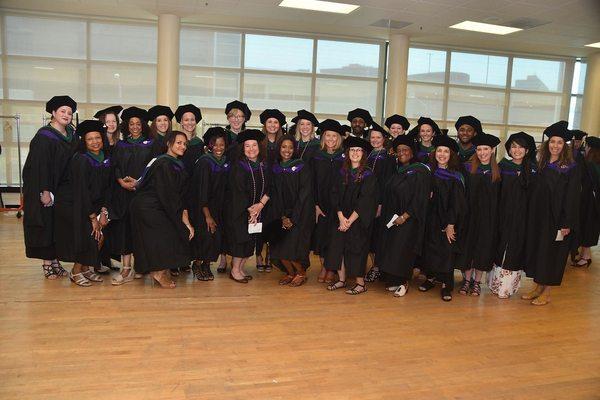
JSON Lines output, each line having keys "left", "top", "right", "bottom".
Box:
{"left": 239, "top": 160, "right": 265, "bottom": 173}
{"left": 272, "top": 162, "right": 304, "bottom": 175}
{"left": 38, "top": 129, "right": 61, "bottom": 141}
{"left": 434, "top": 167, "right": 462, "bottom": 182}
{"left": 546, "top": 161, "right": 577, "bottom": 174}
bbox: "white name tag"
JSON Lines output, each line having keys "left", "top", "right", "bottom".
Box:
{"left": 386, "top": 214, "right": 399, "bottom": 229}
{"left": 248, "top": 222, "right": 263, "bottom": 234}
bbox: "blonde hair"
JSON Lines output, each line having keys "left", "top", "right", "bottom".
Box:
{"left": 319, "top": 130, "right": 342, "bottom": 152}
{"left": 294, "top": 120, "right": 315, "bottom": 142}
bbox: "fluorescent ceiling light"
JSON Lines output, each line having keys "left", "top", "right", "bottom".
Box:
{"left": 279, "top": 0, "right": 359, "bottom": 14}
{"left": 450, "top": 20, "right": 522, "bottom": 35}
{"left": 585, "top": 42, "right": 600, "bottom": 48}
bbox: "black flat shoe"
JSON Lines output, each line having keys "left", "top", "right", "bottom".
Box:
{"left": 229, "top": 272, "right": 248, "bottom": 284}
{"left": 441, "top": 287, "right": 453, "bottom": 302}
{"left": 419, "top": 279, "right": 435, "bottom": 292}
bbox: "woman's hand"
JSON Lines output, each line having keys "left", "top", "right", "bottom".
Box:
{"left": 40, "top": 190, "right": 53, "bottom": 207}
{"left": 315, "top": 205, "right": 326, "bottom": 223}
{"left": 282, "top": 217, "right": 293, "bottom": 230}
{"left": 119, "top": 177, "right": 136, "bottom": 191}
{"left": 247, "top": 202, "right": 264, "bottom": 220}
{"left": 186, "top": 224, "right": 195, "bottom": 240}
{"left": 90, "top": 217, "right": 102, "bottom": 241}
{"left": 206, "top": 216, "right": 217, "bottom": 234}
{"left": 445, "top": 224, "right": 456, "bottom": 243}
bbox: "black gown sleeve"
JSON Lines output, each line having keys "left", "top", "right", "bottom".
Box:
{"left": 560, "top": 164, "right": 582, "bottom": 230}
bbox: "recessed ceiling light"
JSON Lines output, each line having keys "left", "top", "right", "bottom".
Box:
{"left": 279, "top": 0, "right": 359, "bottom": 14}
{"left": 450, "top": 20, "right": 522, "bottom": 35}
{"left": 585, "top": 42, "right": 600, "bottom": 48}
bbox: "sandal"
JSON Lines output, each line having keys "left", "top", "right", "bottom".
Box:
{"left": 327, "top": 280, "right": 346, "bottom": 291}
{"left": 170, "top": 268, "right": 180, "bottom": 277}
{"left": 217, "top": 263, "right": 227, "bottom": 273}
{"left": 365, "top": 267, "right": 381, "bottom": 282}
{"left": 441, "top": 286, "right": 452, "bottom": 302}
{"left": 51, "top": 261, "right": 68, "bottom": 277}
{"left": 192, "top": 262, "right": 203, "bottom": 281}
{"left": 202, "top": 262, "right": 214, "bottom": 281}
{"left": 112, "top": 267, "right": 135, "bottom": 286}
{"left": 345, "top": 283, "right": 367, "bottom": 295}
{"left": 42, "top": 263, "right": 59, "bottom": 280}
{"left": 419, "top": 278, "right": 435, "bottom": 292}
{"left": 279, "top": 275, "right": 294, "bottom": 285}
{"left": 458, "top": 280, "right": 471, "bottom": 295}
{"left": 69, "top": 271, "right": 92, "bottom": 287}
{"left": 393, "top": 284, "right": 408, "bottom": 297}
{"left": 265, "top": 264, "right": 272, "bottom": 273}
{"left": 290, "top": 274, "right": 307, "bottom": 287}
{"left": 470, "top": 281, "right": 481, "bottom": 297}
{"left": 574, "top": 258, "right": 592, "bottom": 267}
{"left": 151, "top": 271, "right": 176, "bottom": 289}
{"left": 531, "top": 293, "right": 550, "bottom": 306}
{"left": 82, "top": 268, "right": 103, "bottom": 282}
{"left": 257, "top": 265, "right": 265, "bottom": 273}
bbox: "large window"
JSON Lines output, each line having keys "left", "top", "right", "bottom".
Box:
{"left": 178, "top": 30, "right": 384, "bottom": 121}
{"left": 568, "top": 60, "right": 586, "bottom": 129}
{"left": 0, "top": 13, "right": 157, "bottom": 186}
{"left": 406, "top": 47, "right": 576, "bottom": 145}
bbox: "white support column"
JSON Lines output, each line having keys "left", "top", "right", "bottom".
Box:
{"left": 156, "top": 14, "right": 180, "bottom": 109}
{"left": 581, "top": 51, "right": 600, "bottom": 135}
{"left": 385, "top": 33, "right": 410, "bottom": 117}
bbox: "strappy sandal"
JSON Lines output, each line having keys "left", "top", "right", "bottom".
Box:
{"left": 458, "top": 280, "right": 471, "bottom": 295}
{"left": 419, "top": 278, "right": 435, "bottom": 292}
{"left": 324, "top": 271, "right": 336, "bottom": 284}
{"left": 574, "top": 258, "right": 592, "bottom": 267}
{"left": 290, "top": 274, "right": 307, "bottom": 287}
{"left": 327, "top": 280, "right": 346, "bottom": 291}
{"left": 441, "top": 286, "right": 452, "bottom": 302}
{"left": 82, "top": 268, "right": 103, "bottom": 282}
{"left": 112, "top": 267, "right": 135, "bottom": 286}
{"left": 470, "top": 281, "right": 481, "bottom": 296}
{"left": 170, "top": 268, "right": 180, "bottom": 276}
{"left": 192, "top": 262, "right": 203, "bottom": 281}
{"left": 70, "top": 271, "right": 92, "bottom": 287}
{"left": 345, "top": 283, "right": 367, "bottom": 295}
{"left": 151, "top": 271, "right": 176, "bottom": 289}
{"left": 279, "top": 275, "right": 294, "bottom": 285}
{"left": 43, "top": 263, "right": 59, "bottom": 280}
{"left": 365, "top": 267, "right": 381, "bottom": 282}
{"left": 202, "top": 262, "right": 214, "bottom": 281}
{"left": 51, "top": 261, "right": 68, "bottom": 277}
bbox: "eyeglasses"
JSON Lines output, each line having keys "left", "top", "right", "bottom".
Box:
{"left": 230, "top": 114, "right": 245, "bottom": 120}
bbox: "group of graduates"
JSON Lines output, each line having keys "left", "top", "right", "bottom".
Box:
{"left": 22, "top": 95, "right": 600, "bottom": 305}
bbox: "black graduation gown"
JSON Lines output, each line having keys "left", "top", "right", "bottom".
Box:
{"left": 224, "top": 128, "right": 239, "bottom": 162}
{"left": 526, "top": 161, "right": 581, "bottom": 286}
{"left": 109, "top": 138, "right": 156, "bottom": 255}
{"left": 421, "top": 168, "right": 468, "bottom": 281}
{"left": 415, "top": 144, "right": 434, "bottom": 164}
{"left": 457, "top": 164, "right": 500, "bottom": 272}
{"left": 181, "top": 137, "right": 205, "bottom": 175}
{"left": 224, "top": 159, "right": 269, "bottom": 258}
{"left": 55, "top": 153, "right": 112, "bottom": 267}
{"left": 458, "top": 144, "right": 476, "bottom": 163}
{"left": 495, "top": 159, "right": 537, "bottom": 270}
{"left": 367, "top": 149, "right": 394, "bottom": 253}
{"left": 579, "top": 161, "right": 600, "bottom": 247}
{"left": 189, "top": 154, "right": 231, "bottom": 262}
{"left": 266, "top": 139, "right": 278, "bottom": 167}
{"left": 325, "top": 168, "right": 377, "bottom": 278}
{"left": 130, "top": 156, "right": 191, "bottom": 273}
{"left": 268, "top": 159, "right": 315, "bottom": 263}
{"left": 376, "top": 163, "right": 432, "bottom": 280}
{"left": 310, "top": 149, "right": 345, "bottom": 256}
{"left": 22, "top": 125, "right": 79, "bottom": 260}
{"left": 296, "top": 139, "right": 320, "bottom": 162}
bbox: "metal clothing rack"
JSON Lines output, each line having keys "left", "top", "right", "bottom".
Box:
{"left": 0, "top": 114, "right": 23, "bottom": 218}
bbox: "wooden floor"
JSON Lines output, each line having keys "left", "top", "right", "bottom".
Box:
{"left": 0, "top": 213, "right": 599, "bottom": 400}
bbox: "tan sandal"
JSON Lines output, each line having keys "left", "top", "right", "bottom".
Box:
{"left": 531, "top": 293, "right": 550, "bottom": 306}
{"left": 112, "top": 267, "right": 134, "bottom": 286}
{"left": 290, "top": 274, "right": 307, "bottom": 287}
{"left": 82, "top": 268, "right": 103, "bottom": 282}
{"left": 521, "top": 285, "right": 542, "bottom": 300}
{"left": 69, "top": 271, "right": 92, "bottom": 287}
{"left": 279, "top": 275, "right": 294, "bottom": 285}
